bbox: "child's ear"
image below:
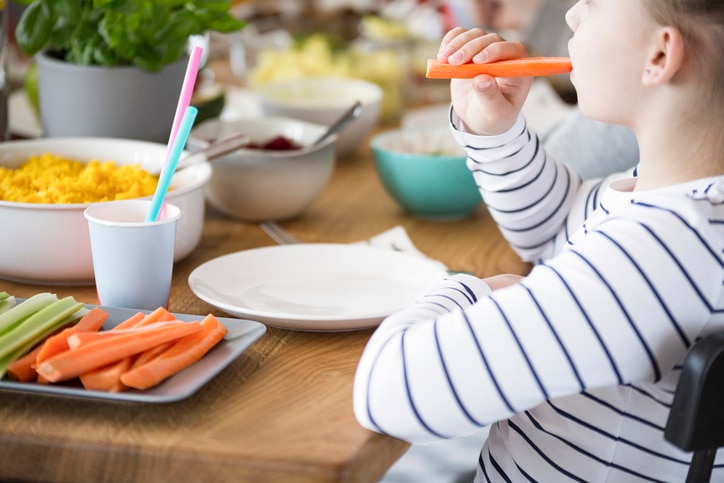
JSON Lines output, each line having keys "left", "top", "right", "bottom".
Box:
{"left": 642, "top": 26, "right": 684, "bottom": 86}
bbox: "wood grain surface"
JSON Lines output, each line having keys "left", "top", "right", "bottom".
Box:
{"left": 0, "top": 121, "right": 530, "bottom": 483}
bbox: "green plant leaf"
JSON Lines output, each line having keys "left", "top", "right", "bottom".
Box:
{"left": 53, "top": 0, "right": 84, "bottom": 19}
{"left": 15, "top": 0, "right": 56, "bottom": 56}
{"left": 16, "top": 0, "right": 245, "bottom": 71}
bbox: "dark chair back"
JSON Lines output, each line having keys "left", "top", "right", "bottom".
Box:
{"left": 665, "top": 331, "right": 724, "bottom": 483}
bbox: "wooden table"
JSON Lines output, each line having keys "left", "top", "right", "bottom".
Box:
{"left": 0, "top": 133, "right": 531, "bottom": 482}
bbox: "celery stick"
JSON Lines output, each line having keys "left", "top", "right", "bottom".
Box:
{"left": 64, "top": 306, "right": 89, "bottom": 321}
{"left": 0, "top": 294, "right": 16, "bottom": 315}
{"left": 0, "top": 293, "right": 57, "bottom": 336}
{"left": 0, "top": 299, "right": 85, "bottom": 379}
{"left": 0, "top": 297, "right": 84, "bottom": 373}
{"left": 0, "top": 345, "right": 31, "bottom": 379}
{"left": 0, "top": 305, "right": 90, "bottom": 379}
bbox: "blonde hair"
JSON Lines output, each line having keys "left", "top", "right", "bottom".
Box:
{"left": 643, "top": 0, "right": 724, "bottom": 107}
{"left": 643, "top": 0, "right": 724, "bottom": 159}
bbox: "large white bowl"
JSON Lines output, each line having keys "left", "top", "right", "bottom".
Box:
{"left": 0, "top": 138, "right": 211, "bottom": 285}
{"left": 256, "top": 76, "right": 382, "bottom": 160}
{"left": 190, "top": 116, "right": 336, "bottom": 222}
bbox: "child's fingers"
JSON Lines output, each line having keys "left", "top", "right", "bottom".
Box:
{"left": 472, "top": 39, "right": 528, "bottom": 64}
{"left": 440, "top": 26, "right": 469, "bottom": 47}
{"left": 439, "top": 28, "right": 501, "bottom": 64}
{"left": 439, "top": 29, "right": 527, "bottom": 67}
{"left": 438, "top": 27, "right": 471, "bottom": 60}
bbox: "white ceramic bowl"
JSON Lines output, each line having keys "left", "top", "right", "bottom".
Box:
{"left": 256, "top": 76, "right": 382, "bottom": 159}
{"left": 0, "top": 137, "right": 211, "bottom": 285}
{"left": 190, "top": 116, "right": 336, "bottom": 222}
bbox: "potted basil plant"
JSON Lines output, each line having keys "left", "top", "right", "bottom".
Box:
{"left": 14, "top": 0, "right": 245, "bottom": 142}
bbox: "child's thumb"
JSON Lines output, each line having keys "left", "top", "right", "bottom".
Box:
{"left": 473, "top": 75, "right": 498, "bottom": 99}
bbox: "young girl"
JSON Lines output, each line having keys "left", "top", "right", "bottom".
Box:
{"left": 353, "top": 0, "right": 724, "bottom": 481}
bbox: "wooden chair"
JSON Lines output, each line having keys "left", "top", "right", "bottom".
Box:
{"left": 665, "top": 331, "right": 724, "bottom": 483}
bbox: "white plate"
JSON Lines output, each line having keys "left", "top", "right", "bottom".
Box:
{"left": 0, "top": 304, "right": 266, "bottom": 403}
{"left": 188, "top": 244, "right": 448, "bottom": 331}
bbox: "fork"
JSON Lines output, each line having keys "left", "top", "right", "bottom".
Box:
{"left": 260, "top": 221, "right": 300, "bottom": 245}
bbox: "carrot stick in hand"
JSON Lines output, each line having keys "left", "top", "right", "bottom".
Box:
{"left": 425, "top": 57, "right": 572, "bottom": 79}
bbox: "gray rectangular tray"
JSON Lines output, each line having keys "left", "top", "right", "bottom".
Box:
{"left": 0, "top": 303, "right": 266, "bottom": 403}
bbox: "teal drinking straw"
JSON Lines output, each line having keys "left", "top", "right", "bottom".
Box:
{"left": 145, "top": 106, "right": 198, "bottom": 222}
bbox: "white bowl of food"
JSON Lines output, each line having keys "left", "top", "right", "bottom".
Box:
{"left": 256, "top": 76, "right": 382, "bottom": 159}
{"left": 189, "top": 116, "right": 336, "bottom": 222}
{"left": 0, "top": 137, "right": 211, "bottom": 285}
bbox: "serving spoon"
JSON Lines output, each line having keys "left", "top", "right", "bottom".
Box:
{"left": 151, "top": 100, "right": 362, "bottom": 175}
{"left": 148, "top": 131, "right": 249, "bottom": 175}
{"left": 311, "top": 101, "right": 363, "bottom": 147}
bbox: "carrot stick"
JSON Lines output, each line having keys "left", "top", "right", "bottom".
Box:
{"left": 34, "top": 328, "right": 78, "bottom": 367}
{"left": 134, "top": 307, "right": 176, "bottom": 325}
{"left": 74, "top": 307, "right": 110, "bottom": 331}
{"left": 121, "top": 314, "right": 228, "bottom": 390}
{"left": 130, "top": 341, "right": 176, "bottom": 369}
{"left": 85, "top": 340, "right": 175, "bottom": 393}
{"left": 425, "top": 57, "right": 572, "bottom": 79}
{"left": 79, "top": 357, "right": 136, "bottom": 393}
{"left": 67, "top": 321, "right": 192, "bottom": 349}
{"left": 37, "top": 322, "right": 203, "bottom": 383}
{"left": 34, "top": 307, "right": 110, "bottom": 364}
{"left": 77, "top": 307, "right": 176, "bottom": 391}
{"left": 108, "top": 311, "right": 146, "bottom": 330}
{"left": 3, "top": 309, "right": 109, "bottom": 383}
{"left": 6, "top": 318, "right": 76, "bottom": 382}
{"left": 6, "top": 344, "right": 44, "bottom": 382}
{"left": 111, "top": 307, "right": 173, "bottom": 331}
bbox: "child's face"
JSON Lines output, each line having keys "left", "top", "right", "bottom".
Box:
{"left": 565, "top": 0, "right": 657, "bottom": 125}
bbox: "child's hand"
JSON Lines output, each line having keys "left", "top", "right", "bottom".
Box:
{"left": 438, "top": 27, "right": 533, "bottom": 136}
{"left": 483, "top": 274, "right": 524, "bottom": 291}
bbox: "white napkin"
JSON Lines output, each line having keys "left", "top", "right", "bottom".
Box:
{"left": 357, "top": 225, "right": 449, "bottom": 272}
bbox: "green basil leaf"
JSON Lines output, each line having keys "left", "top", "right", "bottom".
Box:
{"left": 16, "top": 0, "right": 244, "bottom": 71}
{"left": 15, "top": 1, "right": 56, "bottom": 55}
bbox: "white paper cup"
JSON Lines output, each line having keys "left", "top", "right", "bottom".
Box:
{"left": 84, "top": 200, "right": 180, "bottom": 310}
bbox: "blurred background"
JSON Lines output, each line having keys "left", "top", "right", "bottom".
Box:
{"left": 219, "top": 0, "right": 576, "bottom": 116}
{"left": 2, "top": 0, "right": 576, "bottom": 139}
{"left": 0, "top": 3, "right": 579, "bottom": 478}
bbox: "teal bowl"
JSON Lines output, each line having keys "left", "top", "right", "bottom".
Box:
{"left": 371, "top": 127, "right": 483, "bottom": 220}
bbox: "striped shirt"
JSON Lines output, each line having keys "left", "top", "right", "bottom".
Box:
{"left": 353, "top": 111, "right": 724, "bottom": 482}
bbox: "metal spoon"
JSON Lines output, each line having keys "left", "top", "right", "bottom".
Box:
{"left": 148, "top": 131, "right": 249, "bottom": 175}
{"left": 157, "top": 100, "right": 361, "bottom": 174}
{"left": 311, "top": 101, "right": 363, "bottom": 147}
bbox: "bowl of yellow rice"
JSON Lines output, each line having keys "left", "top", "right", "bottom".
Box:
{"left": 0, "top": 137, "right": 211, "bottom": 285}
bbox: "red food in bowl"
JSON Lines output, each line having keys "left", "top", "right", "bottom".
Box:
{"left": 247, "top": 135, "right": 302, "bottom": 151}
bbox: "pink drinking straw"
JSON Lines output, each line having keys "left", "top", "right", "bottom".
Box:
{"left": 156, "top": 45, "right": 204, "bottom": 220}
{"left": 166, "top": 45, "right": 204, "bottom": 157}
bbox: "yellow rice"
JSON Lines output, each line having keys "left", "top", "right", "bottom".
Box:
{"left": 0, "top": 153, "right": 160, "bottom": 204}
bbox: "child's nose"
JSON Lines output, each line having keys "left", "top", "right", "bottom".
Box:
{"left": 565, "top": 3, "right": 581, "bottom": 32}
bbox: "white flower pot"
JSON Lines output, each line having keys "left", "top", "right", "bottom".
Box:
{"left": 36, "top": 51, "right": 187, "bottom": 143}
